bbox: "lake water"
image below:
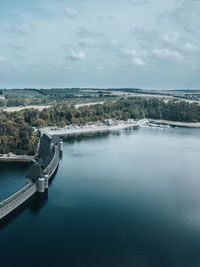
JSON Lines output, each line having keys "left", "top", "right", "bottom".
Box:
{"left": 1, "top": 126, "right": 200, "bottom": 267}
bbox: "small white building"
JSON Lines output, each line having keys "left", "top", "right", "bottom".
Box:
{"left": 104, "top": 119, "right": 113, "bottom": 125}
{"left": 127, "top": 119, "right": 135, "bottom": 123}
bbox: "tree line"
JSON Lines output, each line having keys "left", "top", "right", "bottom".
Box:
{"left": 1, "top": 97, "right": 200, "bottom": 155}
{"left": 21, "top": 98, "right": 200, "bottom": 127}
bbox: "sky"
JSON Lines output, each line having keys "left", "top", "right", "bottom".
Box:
{"left": 0, "top": 0, "right": 200, "bottom": 89}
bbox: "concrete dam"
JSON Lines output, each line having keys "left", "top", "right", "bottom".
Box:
{"left": 0, "top": 132, "right": 63, "bottom": 220}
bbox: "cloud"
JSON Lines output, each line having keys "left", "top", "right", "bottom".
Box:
{"left": 162, "top": 32, "right": 180, "bottom": 44}
{"left": 183, "top": 42, "right": 199, "bottom": 51}
{"left": 132, "top": 57, "right": 145, "bottom": 67}
{"left": 120, "top": 48, "right": 146, "bottom": 67}
{"left": 65, "top": 50, "right": 86, "bottom": 61}
{"left": 80, "top": 38, "right": 97, "bottom": 47}
{"left": 121, "top": 49, "right": 137, "bottom": 56}
{"left": 9, "top": 23, "right": 35, "bottom": 35}
{"left": 131, "top": 27, "right": 160, "bottom": 48}
{"left": 153, "top": 49, "right": 183, "bottom": 61}
{"left": 96, "top": 15, "right": 115, "bottom": 21}
{"left": 77, "top": 27, "right": 104, "bottom": 38}
{"left": 6, "top": 44, "right": 25, "bottom": 50}
{"left": 157, "top": 1, "right": 200, "bottom": 37}
{"left": 101, "top": 39, "right": 124, "bottom": 52}
{"left": 65, "top": 8, "right": 79, "bottom": 17}
{"left": 0, "top": 56, "right": 7, "bottom": 63}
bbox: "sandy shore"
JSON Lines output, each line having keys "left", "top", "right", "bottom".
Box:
{"left": 41, "top": 121, "right": 146, "bottom": 136}
{"left": 41, "top": 118, "right": 200, "bottom": 137}
{"left": 2, "top": 105, "right": 51, "bottom": 112}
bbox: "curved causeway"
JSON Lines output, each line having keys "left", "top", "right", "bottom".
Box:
{"left": 0, "top": 132, "right": 63, "bottom": 220}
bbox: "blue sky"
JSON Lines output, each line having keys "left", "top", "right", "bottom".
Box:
{"left": 0, "top": 0, "right": 200, "bottom": 89}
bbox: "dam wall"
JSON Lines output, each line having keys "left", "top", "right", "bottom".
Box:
{"left": 0, "top": 132, "right": 61, "bottom": 220}
{"left": 44, "top": 144, "right": 59, "bottom": 180}
{"left": 0, "top": 183, "right": 37, "bottom": 219}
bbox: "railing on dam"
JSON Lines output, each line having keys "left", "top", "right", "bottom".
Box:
{"left": 44, "top": 144, "right": 59, "bottom": 180}
{"left": 0, "top": 132, "right": 62, "bottom": 220}
{"left": 0, "top": 182, "right": 37, "bottom": 219}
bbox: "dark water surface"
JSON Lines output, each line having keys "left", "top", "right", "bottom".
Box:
{"left": 1, "top": 127, "right": 200, "bottom": 267}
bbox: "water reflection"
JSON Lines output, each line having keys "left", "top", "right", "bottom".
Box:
{"left": 29, "top": 191, "right": 48, "bottom": 214}
{"left": 0, "top": 191, "right": 49, "bottom": 230}
{"left": 60, "top": 126, "right": 139, "bottom": 143}
{"left": 0, "top": 164, "right": 58, "bottom": 229}
{"left": 1, "top": 127, "right": 200, "bottom": 267}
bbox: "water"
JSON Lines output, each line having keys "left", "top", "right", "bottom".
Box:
{"left": 1, "top": 127, "right": 200, "bottom": 267}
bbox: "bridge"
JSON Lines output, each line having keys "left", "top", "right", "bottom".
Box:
{"left": 0, "top": 132, "right": 63, "bottom": 220}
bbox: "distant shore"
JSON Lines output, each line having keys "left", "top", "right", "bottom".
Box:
{"left": 1, "top": 118, "right": 199, "bottom": 163}
{"left": 149, "top": 119, "right": 200, "bottom": 128}
{"left": 41, "top": 120, "right": 147, "bottom": 136}
{"left": 41, "top": 119, "right": 200, "bottom": 137}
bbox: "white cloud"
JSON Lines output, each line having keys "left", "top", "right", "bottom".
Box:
{"left": 132, "top": 57, "right": 145, "bottom": 67}
{"left": 183, "top": 42, "right": 199, "bottom": 51}
{"left": 8, "top": 23, "right": 34, "bottom": 35}
{"left": 120, "top": 49, "right": 145, "bottom": 67}
{"left": 80, "top": 38, "right": 97, "bottom": 47}
{"left": 0, "top": 56, "right": 7, "bottom": 63}
{"left": 121, "top": 49, "right": 137, "bottom": 56}
{"left": 153, "top": 49, "right": 183, "bottom": 61}
{"left": 65, "top": 8, "right": 79, "bottom": 17}
{"left": 162, "top": 32, "right": 180, "bottom": 44}
{"left": 66, "top": 50, "right": 86, "bottom": 61}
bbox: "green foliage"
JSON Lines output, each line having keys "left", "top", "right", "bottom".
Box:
{"left": 1, "top": 97, "right": 200, "bottom": 155}
{"left": 20, "top": 98, "right": 200, "bottom": 127}
{"left": 0, "top": 112, "right": 39, "bottom": 155}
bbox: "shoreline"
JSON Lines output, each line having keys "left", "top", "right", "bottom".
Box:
{"left": 41, "top": 120, "right": 147, "bottom": 136}
{"left": 0, "top": 154, "right": 35, "bottom": 163}
{"left": 1, "top": 118, "right": 199, "bottom": 162}
{"left": 41, "top": 119, "right": 200, "bottom": 137}
{"left": 149, "top": 119, "right": 200, "bottom": 128}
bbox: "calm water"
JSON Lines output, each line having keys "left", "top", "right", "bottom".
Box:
{"left": 1, "top": 127, "right": 200, "bottom": 267}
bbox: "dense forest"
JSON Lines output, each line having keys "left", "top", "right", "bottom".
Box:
{"left": 0, "top": 112, "right": 39, "bottom": 155}
{"left": 21, "top": 98, "right": 200, "bottom": 127}
{"left": 0, "top": 97, "right": 200, "bottom": 155}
